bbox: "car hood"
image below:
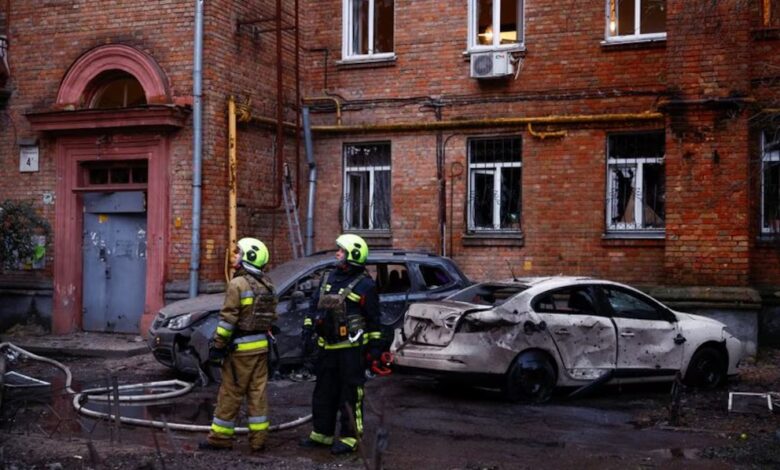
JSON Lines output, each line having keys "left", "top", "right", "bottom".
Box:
{"left": 158, "top": 293, "right": 222, "bottom": 319}
{"left": 675, "top": 311, "right": 726, "bottom": 328}
{"left": 403, "top": 300, "right": 494, "bottom": 346}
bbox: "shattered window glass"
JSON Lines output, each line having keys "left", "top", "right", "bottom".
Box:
{"left": 603, "top": 287, "right": 664, "bottom": 321}
{"left": 532, "top": 287, "right": 598, "bottom": 315}
{"left": 606, "top": 132, "right": 665, "bottom": 233}
{"left": 468, "top": 137, "right": 522, "bottom": 232}
{"left": 343, "top": 142, "right": 391, "bottom": 230}
{"left": 419, "top": 265, "right": 453, "bottom": 290}
{"left": 449, "top": 283, "right": 528, "bottom": 306}
{"left": 762, "top": 130, "right": 780, "bottom": 235}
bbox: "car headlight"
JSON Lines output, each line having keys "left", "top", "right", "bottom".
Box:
{"left": 166, "top": 313, "right": 194, "bottom": 330}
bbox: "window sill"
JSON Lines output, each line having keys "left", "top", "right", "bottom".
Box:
{"left": 600, "top": 37, "right": 666, "bottom": 51}
{"left": 462, "top": 45, "right": 526, "bottom": 59}
{"left": 462, "top": 232, "right": 524, "bottom": 247}
{"left": 347, "top": 230, "right": 393, "bottom": 248}
{"left": 601, "top": 233, "right": 665, "bottom": 248}
{"left": 756, "top": 235, "right": 780, "bottom": 247}
{"left": 336, "top": 55, "right": 397, "bottom": 70}
{"left": 752, "top": 27, "right": 780, "bottom": 40}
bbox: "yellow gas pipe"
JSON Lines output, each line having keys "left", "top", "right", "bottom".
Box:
{"left": 226, "top": 96, "right": 238, "bottom": 283}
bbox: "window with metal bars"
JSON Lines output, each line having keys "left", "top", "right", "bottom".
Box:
{"left": 467, "top": 137, "right": 522, "bottom": 232}
{"left": 606, "top": 132, "right": 665, "bottom": 234}
{"left": 762, "top": 130, "right": 780, "bottom": 235}
{"left": 343, "top": 142, "right": 391, "bottom": 231}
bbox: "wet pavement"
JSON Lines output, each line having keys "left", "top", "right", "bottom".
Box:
{"left": 1, "top": 340, "right": 779, "bottom": 469}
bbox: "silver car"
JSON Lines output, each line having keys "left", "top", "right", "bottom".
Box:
{"left": 392, "top": 276, "right": 745, "bottom": 402}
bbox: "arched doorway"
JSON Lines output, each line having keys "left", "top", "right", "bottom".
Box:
{"left": 27, "top": 44, "right": 188, "bottom": 335}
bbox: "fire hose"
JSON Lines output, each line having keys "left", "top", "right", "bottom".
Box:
{"left": 0, "top": 342, "right": 311, "bottom": 433}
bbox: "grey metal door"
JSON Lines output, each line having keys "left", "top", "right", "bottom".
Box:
{"left": 82, "top": 192, "right": 147, "bottom": 333}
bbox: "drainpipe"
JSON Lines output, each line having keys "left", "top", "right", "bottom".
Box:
{"left": 189, "top": 0, "right": 204, "bottom": 297}
{"left": 302, "top": 106, "right": 317, "bottom": 255}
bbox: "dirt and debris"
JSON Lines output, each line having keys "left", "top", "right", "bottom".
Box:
{"left": 1, "top": 347, "right": 778, "bottom": 469}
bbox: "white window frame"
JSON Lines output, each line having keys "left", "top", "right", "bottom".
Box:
{"left": 342, "top": 0, "right": 395, "bottom": 62}
{"left": 343, "top": 144, "right": 391, "bottom": 231}
{"left": 604, "top": 0, "right": 666, "bottom": 44}
{"left": 467, "top": 0, "right": 525, "bottom": 52}
{"left": 761, "top": 131, "right": 780, "bottom": 235}
{"left": 467, "top": 140, "right": 522, "bottom": 232}
{"left": 605, "top": 132, "right": 665, "bottom": 234}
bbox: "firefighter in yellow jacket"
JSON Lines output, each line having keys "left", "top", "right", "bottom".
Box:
{"left": 200, "top": 237, "right": 277, "bottom": 452}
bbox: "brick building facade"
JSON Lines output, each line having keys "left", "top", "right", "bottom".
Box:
{"left": 1, "top": 1, "right": 779, "bottom": 344}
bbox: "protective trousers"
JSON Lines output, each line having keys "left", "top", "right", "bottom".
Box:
{"left": 207, "top": 352, "right": 270, "bottom": 450}
{"left": 310, "top": 346, "right": 366, "bottom": 450}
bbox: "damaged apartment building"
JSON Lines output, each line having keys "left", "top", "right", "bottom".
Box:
{"left": 0, "top": 0, "right": 779, "bottom": 350}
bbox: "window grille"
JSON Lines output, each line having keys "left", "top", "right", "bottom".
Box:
{"left": 343, "top": 142, "right": 391, "bottom": 230}
{"left": 468, "top": 137, "right": 522, "bottom": 232}
{"left": 606, "top": 132, "right": 665, "bottom": 233}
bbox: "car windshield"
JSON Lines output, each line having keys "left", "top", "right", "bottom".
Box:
{"left": 448, "top": 283, "right": 529, "bottom": 306}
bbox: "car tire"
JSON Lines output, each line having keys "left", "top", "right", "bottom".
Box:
{"left": 683, "top": 346, "right": 727, "bottom": 390}
{"left": 504, "top": 353, "right": 556, "bottom": 404}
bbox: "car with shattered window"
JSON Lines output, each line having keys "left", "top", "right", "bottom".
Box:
{"left": 148, "top": 250, "right": 469, "bottom": 377}
{"left": 391, "top": 276, "right": 746, "bottom": 403}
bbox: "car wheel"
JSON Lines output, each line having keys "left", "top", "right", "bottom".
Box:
{"left": 504, "top": 353, "right": 556, "bottom": 403}
{"left": 683, "top": 346, "right": 726, "bottom": 390}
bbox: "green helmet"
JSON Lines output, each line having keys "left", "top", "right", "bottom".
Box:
{"left": 237, "top": 237, "right": 269, "bottom": 270}
{"left": 336, "top": 233, "right": 368, "bottom": 266}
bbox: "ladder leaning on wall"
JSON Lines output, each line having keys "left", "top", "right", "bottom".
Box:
{"left": 282, "top": 162, "right": 305, "bottom": 259}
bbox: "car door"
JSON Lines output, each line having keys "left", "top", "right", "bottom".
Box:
{"left": 276, "top": 265, "right": 331, "bottom": 360}
{"left": 531, "top": 285, "right": 617, "bottom": 381}
{"left": 598, "top": 285, "right": 684, "bottom": 376}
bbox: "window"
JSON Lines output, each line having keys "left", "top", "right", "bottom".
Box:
{"left": 88, "top": 71, "right": 146, "bottom": 109}
{"left": 343, "top": 142, "right": 391, "bottom": 230}
{"left": 468, "top": 137, "right": 521, "bottom": 232}
{"left": 606, "top": 0, "right": 666, "bottom": 42}
{"left": 469, "top": 0, "right": 523, "bottom": 50}
{"left": 762, "top": 130, "right": 780, "bottom": 235}
{"left": 419, "top": 264, "right": 454, "bottom": 290}
{"left": 80, "top": 161, "right": 148, "bottom": 187}
{"left": 606, "top": 132, "right": 665, "bottom": 234}
{"left": 368, "top": 263, "right": 411, "bottom": 294}
{"left": 342, "top": 0, "right": 394, "bottom": 60}
{"left": 603, "top": 287, "right": 665, "bottom": 321}
{"left": 533, "top": 287, "right": 598, "bottom": 315}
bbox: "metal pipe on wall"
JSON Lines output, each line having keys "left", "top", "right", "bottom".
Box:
{"left": 226, "top": 96, "right": 238, "bottom": 282}
{"left": 188, "top": 0, "right": 204, "bottom": 298}
{"left": 302, "top": 106, "right": 317, "bottom": 256}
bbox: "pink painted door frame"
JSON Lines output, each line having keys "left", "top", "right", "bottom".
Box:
{"left": 53, "top": 133, "right": 169, "bottom": 336}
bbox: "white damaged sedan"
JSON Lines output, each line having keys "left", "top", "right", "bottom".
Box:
{"left": 391, "top": 276, "right": 745, "bottom": 403}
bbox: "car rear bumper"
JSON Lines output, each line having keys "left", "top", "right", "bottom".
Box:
{"left": 390, "top": 328, "right": 509, "bottom": 375}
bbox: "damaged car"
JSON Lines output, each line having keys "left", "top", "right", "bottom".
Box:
{"left": 149, "top": 250, "right": 469, "bottom": 377}
{"left": 391, "top": 276, "right": 745, "bottom": 403}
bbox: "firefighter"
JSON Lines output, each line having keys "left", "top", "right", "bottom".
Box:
{"left": 200, "top": 237, "right": 277, "bottom": 452}
{"left": 299, "top": 234, "right": 383, "bottom": 455}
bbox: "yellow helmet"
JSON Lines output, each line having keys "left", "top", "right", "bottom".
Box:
{"left": 336, "top": 233, "right": 368, "bottom": 266}
{"left": 237, "top": 237, "right": 269, "bottom": 270}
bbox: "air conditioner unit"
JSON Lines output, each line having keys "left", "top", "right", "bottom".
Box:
{"left": 470, "top": 51, "right": 513, "bottom": 79}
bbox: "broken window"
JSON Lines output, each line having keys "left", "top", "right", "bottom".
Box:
{"left": 419, "top": 265, "right": 454, "bottom": 290}
{"left": 343, "top": 142, "right": 391, "bottom": 231}
{"left": 468, "top": 137, "right": 522, "bottom": 232}
{"left": 532, "top": 287, "right": 598, "bottom": 316}
{"left": 343, "top": 0, "right": 394, "bottom": 59}
{"left": 606, "top": 131, "right": 665, "bottom": 233}
{"left": 762, "top": 130, "right": 780, "bottom": 235}
{"left": 449, "top": 282, "right": 528, "bottom": 306}
{"left": 470, "top": 0, "right": 524, "bottom": 50}
{"left": 603, "top": 287, "right": 665, "bottom": 321}
{"left": 606, "top": 0, "right": 666, "bottom": 42}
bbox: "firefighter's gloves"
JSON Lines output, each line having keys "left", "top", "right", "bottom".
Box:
{"left": 208, "top": 341, "right": 228, "bottom": 365}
